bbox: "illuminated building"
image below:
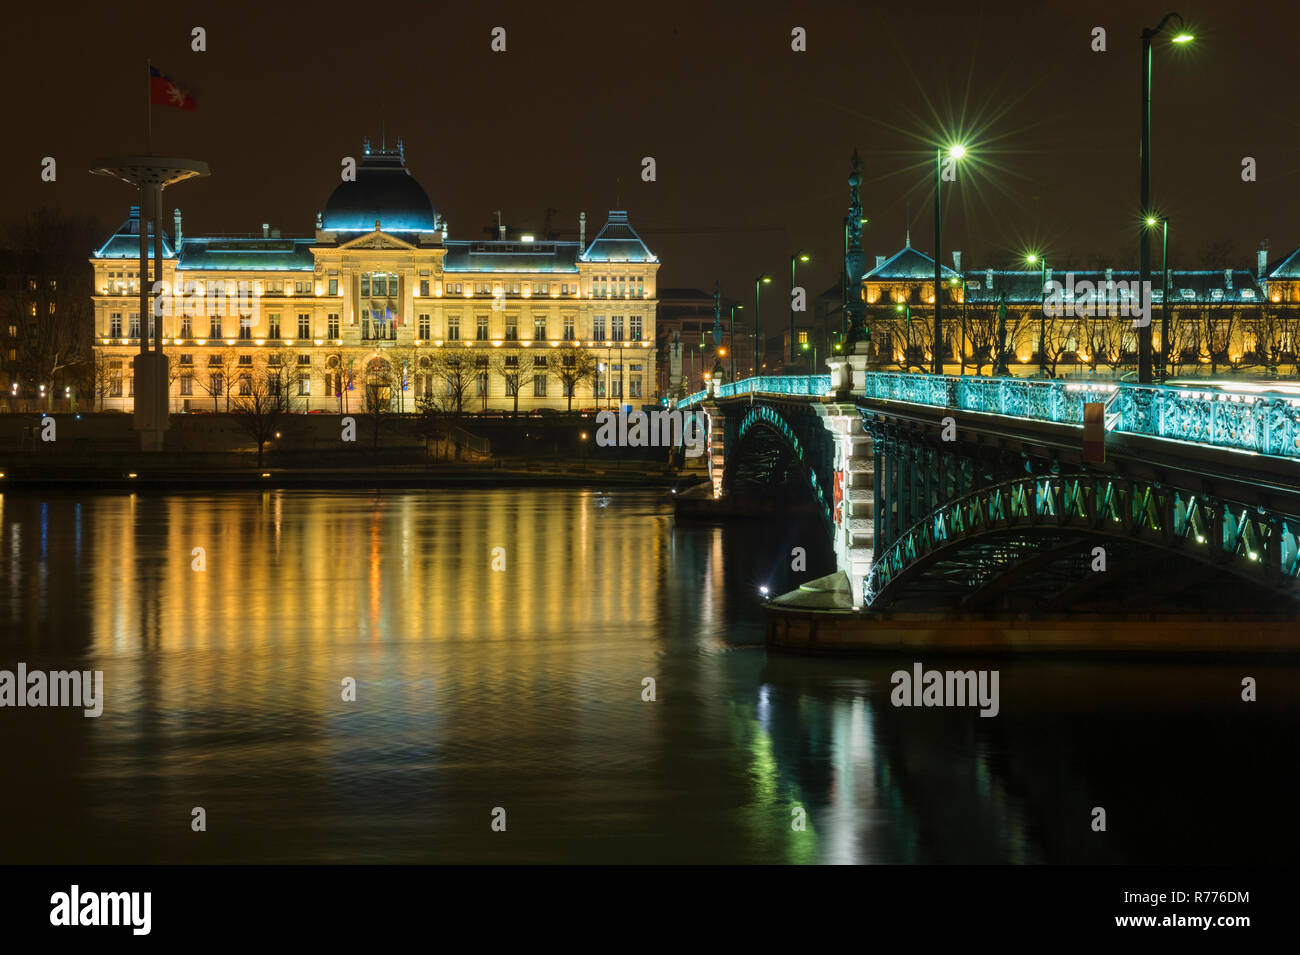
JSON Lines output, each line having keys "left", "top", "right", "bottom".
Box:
{"left": 90, "top": 140, "right": 659, "bottom": 412}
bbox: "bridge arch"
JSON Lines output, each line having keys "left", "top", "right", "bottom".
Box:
{"left": 864, "top": 474, "right": 1300, "bottom": 611}
{"left": 722, "top": 402, "right": 835, "bottom": 529}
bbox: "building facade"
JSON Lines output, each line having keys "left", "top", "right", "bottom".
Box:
{"left": 854, "top": 244, "right": 1300, "bottom": 378}
{"left": 90, "top": 142, "right": 659, "bottom": 413}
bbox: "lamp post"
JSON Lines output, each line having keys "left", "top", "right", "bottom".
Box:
{"left": 933, "top": 144, "right": 967, "bottom": 375}
{"left": 895, "top": 302, "right": 911, "bottom": 370}
{"left": 1146, "top": 216, "right": 1170, "bottom": 378}
{"left": 1027, "top": 253, "right": 1049, "bottom": 376}
{"left": 790, "top": 250, "right": 810, "bottom": 364}
{"left": 729, "top": 304, "right": 742, "bottom": 381}
{"left": 754, "top": 274, "right": 772, "bottom": 378}
{"left": 800, "top": 340, "right": 818, "bottom": 372}
{"left": 1139, "top": 14, "right": 1193, "bottom": 383}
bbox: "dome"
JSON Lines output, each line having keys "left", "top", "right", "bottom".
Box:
{"left": 321, "top": 145, "right": 438, "bottom": 233}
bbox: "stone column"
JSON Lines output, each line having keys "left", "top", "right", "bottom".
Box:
{"left": 815, "top": 403, "right": 875, "bottom": 608}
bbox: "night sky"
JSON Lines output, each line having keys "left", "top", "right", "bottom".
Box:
{"left": 3, "top": 0, "right": 1296, "bottom": 331}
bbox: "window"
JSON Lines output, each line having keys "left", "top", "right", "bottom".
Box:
{"left": 298, "top": 374, "right": 311, "bottom": 396}
{"left": 209, "top": 318, "right": 223, "bottom": 338}
{"left": 797, "top": 329, "right": 809, "bottom": 344}
{"left": 630, "top": 315, "right": 642, "bottom": 341}
{"left": 180, "top": 316, "right": 193, "bottom": 338}
{"left": 179, "top": 375, "right": 193, "bottom": 396}
{"left": 109, "top": 313, "right": 122, "bottom": 337}
{"left": 327, "top": 313, "right": 340, "bottom": 338}
{"left": 592, "top": 315, "right": 606, "bottom": 340}
{"left": 563, "top": 315, "right": 575, "bottom": 340}
{"left": 268, "top": 353, "right": 282, "bottom": 367}
{"left": 419, "top": 280, "right": 429, "bottom": 296}
{"left": 447, "top": 315, "right": 460, "bottom": 340}
{"left": 239, "top": 354, "right": 252, "bottom": 366}
{"left": 240, "top": 316, "right": 254, "bottom": 339}
{"left": 298, "top": 354, "right": 311, "bottom": 365}
{"left": 128, "top": 313, "right": 140, "bottom": 338}
{"left": 238, "top": 374, "right": 252, "bottom": 396}
{"left": 477, "top": 315, "right": 489, "bottom": 340}
{"left": 328, "top": 278, "right": 338, "bottom": 296}
{"left": 533, "top": 317, "right": 547, "bottom": 340}
{"left": 505, "top": 315, "right": 518, "bottom": 341}
{"left": 180, "top": 354, "right": 193, "bottom": 366}
{"left": 298, "top": 314, "right": 311, "bottom": 338}
{"left": 209, "top": 375, "right": 223, "bottom": 396}
{"left": 533, "top": 375, "right": 547, "bottom": 396}
{"left": 418, "top": 314, "right": 431, "bottom": 338}
{"left": 612, "top": 316, "right": 624, "bottom": 341}
{"left": 629, "top": 374, "right": 642, "bottom": 398}
{"left": 268, "top": 314, "right": 281, "bottom": 339}
{"left": 637, "top": 277, "right": 644, "bottom": 297}
{"left": 109, "top": 361, "right": 123, "bottom": 397}
{"left": 208, "top": 355, "right": 223, "bottom": 367}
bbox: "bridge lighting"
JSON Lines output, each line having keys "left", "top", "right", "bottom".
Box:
{"left": 759, "top": 586, "right": 770, "bottom": 597}
{"left": 1172, "top": 31, "right": 1194, "bottom": 43}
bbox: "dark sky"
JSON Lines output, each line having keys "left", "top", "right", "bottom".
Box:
{"left": 4, "top": 0, "right": 1296, "bottom": 332}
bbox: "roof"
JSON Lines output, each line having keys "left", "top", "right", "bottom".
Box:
{"left": 1265, "top": 246, "right": 1300, "bottom": 279}
{"left": 442, "top": 240, "right": 581, "bottom": 273}
{"left": 961, "top": 267, "right": 1263, "bottom": 305}
{"left": 320, "top": 145, "right": 439, "bottom": 234}
{"left": 864, "top": 245, "right": 958, "bottom": 281}
{"left": 93, "top": 207, "right": 175, "bottom": 259}
{"left": 176, "top": 237, "right": 316, "bottom": 271}
{"left": 580, "top": 211, "right": 656, "bottom": 263}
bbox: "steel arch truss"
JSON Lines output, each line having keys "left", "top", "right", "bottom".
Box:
{"left": 863, "top": 474, "right": 1300, "bottom": 608}
{"left": 725, "top": 402, "right": 834, "bottom": 530}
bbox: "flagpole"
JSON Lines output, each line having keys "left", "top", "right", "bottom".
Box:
{"left": 146, "top": 59, "right": 152, "bottom": 153}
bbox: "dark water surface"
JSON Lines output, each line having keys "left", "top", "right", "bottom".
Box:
{"left": 0, "top": 487, "right": 1296, "bottom": 864}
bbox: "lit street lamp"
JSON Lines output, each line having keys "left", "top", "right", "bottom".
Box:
{"left": 790, "top": 250, "right": 810, "bottom": 363}
{"left": 934, "top": 143, "right": 968, "bottom": 375}
{"left": 754, "top": 274, "right": 772, "bottom": 378}
{"left": 729, "top": 304, "right": 742, "bottom": 381}
{"left": 1027, "top": 252, "right": 1049, "bottom": 376}
{"left": 1138, "top": 13, "right": 1193, "bottom": 383}
{"left": 1146, "top": 215, "right": 1171, "bottom": 378}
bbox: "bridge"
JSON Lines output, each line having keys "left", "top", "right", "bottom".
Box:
{"left": 677, "top": 368, "right": 1300, "bottom": 617}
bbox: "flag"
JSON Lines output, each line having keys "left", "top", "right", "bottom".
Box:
{"left": 149, "top": 66, "right": 198, "bottom": 111}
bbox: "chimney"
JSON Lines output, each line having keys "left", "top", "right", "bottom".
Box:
{"left": 1258, "top": 246, "right": 1269, "bottom": 278}
{"left": 875, "top": 255, "right": 886, "bottom": 269}
{"left": 579, "top": 212, "right": 587, "bottom": 248}
{"left": 1105, "top": 268, "right": 1113, "bottom": 284}
{"left": 262, "top": 223, "right": 270, "bottom": 238}
{"left": 1224, "top": 268, "right": 1232, "bottom": 290}
{"left": 498, "top": 223, "right": 506, "bottom": 240}
{"left": 985, "top": 268, "right": 993, "bottom": 289}
{"left": 173, "top": 208, "right": 183, "bottom": 245}
{"left": 952, "top": 251, "right": 962, "bottom": 272}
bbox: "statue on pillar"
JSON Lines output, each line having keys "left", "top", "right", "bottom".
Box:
{"left": 843, "top": 149, "right": 869, "bottom": 353}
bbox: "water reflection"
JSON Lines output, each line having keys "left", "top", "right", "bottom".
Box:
{"left": 0, "top": 488, "right": 1296, "bottom": 863}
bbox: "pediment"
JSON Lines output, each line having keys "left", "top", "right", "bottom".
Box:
{"left": 338, "top": 230, "right": 418, "bottom": 251}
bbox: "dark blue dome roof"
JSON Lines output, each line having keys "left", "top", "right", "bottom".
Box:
{"left": 322, "top": 148, "right": 437, "bottom": 233}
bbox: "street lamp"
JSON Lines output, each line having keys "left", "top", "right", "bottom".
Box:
{"left": 800, "top": 340, "right": 818, "bottom": 372}
{"left": 1027, "top": 252, "right": 1049, "bottom": 376}
{"left": 1146, "top": 215, "right": 1171, "bottom": 378}
{"left": 1139, "top": 13, "right": 1193, "bottom": 383}
{"left": 790, "top": 250, "right": 810, "bottom": 363}
{"left": 934, "top": 143, "right": 968, "bottom": 375}
{"left": 895, "top": 301, "right": 911, "bottom": 370}
{"left": 754, "top": 274, "right": 772, "bottom": 378}
{"left": 729, "top": 304, "right": 742, "bottom": 381}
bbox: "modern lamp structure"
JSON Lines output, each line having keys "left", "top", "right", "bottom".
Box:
{"left": 789, "top": 250, "right": 810, "bottom": 363}
{"left": 1027, "top": 253, "right": 1049, "bottom": 376}
{"left": 1146, "top": 215, "right": 1171, "bottom": 378}
{"left": 91, "top": 155, "right": 209, "bottom": 451}
{"left": 933, "top": 143, "right": 967, "bottom": 375}
{"left": 754, "top": 274, "right": 772, "bottom": 376}
{"left": 1138, "top": 13, "right": 1193, "bottom": 383}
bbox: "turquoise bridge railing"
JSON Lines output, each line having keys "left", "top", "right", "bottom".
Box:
{"left": 678, "top": 373, "right": 1300, "bottom": 460}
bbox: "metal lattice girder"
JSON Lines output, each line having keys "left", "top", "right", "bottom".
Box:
{"left": 729, "top": 402, "right": 834, "bottom": 532}
{"left": 678, "top": 373, "right": 1300, "bottom": 460}
{"left": 862, "top": 473, "right": 1300, "bottom": 608}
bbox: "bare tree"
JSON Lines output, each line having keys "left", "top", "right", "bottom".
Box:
{"left": 555, "top": 346, "right": 598, "bottom": 411}
{"left": 431, "top": 353, "right": 475, "bottom": 414}
{"left": 229, "top": 356, "right": 299, "bottom": 466}
{"left": 490, "top": 348, "right": 539, "bottom": 412}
